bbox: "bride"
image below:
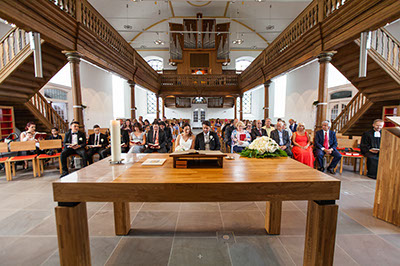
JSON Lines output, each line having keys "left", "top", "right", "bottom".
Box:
{"left": 174, "top": 123, "right": 195, "bottom": 151}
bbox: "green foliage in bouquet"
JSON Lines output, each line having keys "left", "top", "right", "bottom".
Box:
{"left": 240, "top": 148, "right": 288, "bottom": 158}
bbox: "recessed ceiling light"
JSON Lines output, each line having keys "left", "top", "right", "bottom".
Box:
{"left": 124, "top": 25, "right": 133, "bottom": 30}
{"left": 154, "top": 39, "right": 165, "bottom": 45}
{"left": 266, "top": 25, "right": 275, "bottom": 30}
{"left": 232, "top": 39, "right": 244, "bottom": 45}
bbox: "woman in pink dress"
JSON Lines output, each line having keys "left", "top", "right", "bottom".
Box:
{"left": 291, "top": 122, "right": 315, "bottom": 167}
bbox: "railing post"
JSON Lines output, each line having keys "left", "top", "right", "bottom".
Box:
{"left": 76, "top": 0, "right": 83, "bottom": 22}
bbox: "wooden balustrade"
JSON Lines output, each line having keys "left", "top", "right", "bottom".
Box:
{"left": 161, "top": 74, "right": 239, "bottom": 88}
{"left": 0, "top": 27, "right": 28, "bottom": 70}
{"left": 370, "top": 28, "right": 400, "bottom": 72}
{"left": 48, "top": 0, "right": 76, "bottom": 18}
{"left": 324, "top": 0, "right": 348, "bottom": 16}
{"left": 331, "top": 92, "right": 370, "bottom": 133}
{"left": 29, "top": 92, "right": 69, "bottom": 133}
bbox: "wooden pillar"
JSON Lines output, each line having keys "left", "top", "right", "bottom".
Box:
{"left": 156, "top": 94, "right": 160, "bottom": 119}
{"left": 239, "top": 95, "right": 243, "bottom": 121}
{"left": 113, "top": 202, "right": 131, "bottom": 235}
{"left": 234, "top": 97, "right": 237, "bottom": 119}
{"left": 264, "top": 80, "right": 271, "bottom": 120}
{"left": 304, "top": 200, "right": 338, "bottom": 266}
{"left": 65, "top": 51, "right": 85, "bottom": 131}
{"left": 265, "top": 200, "right": 282, "bottom": 234}
{"left": 55, "top": 202, "right": 91, "bottom": 266}
{"left": 315, "top": 52, "right": 334, "bottom": 132}
{"left": 128, "top": 81, "right": 136, "bottom": 120}
{"left": 161, "top": 97, "right": 165, "bottom": 118}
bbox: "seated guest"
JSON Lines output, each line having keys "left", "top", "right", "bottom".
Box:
{"left": 100, "top": 128, "right": 130, "bottom": 158}
{"left": 246, "top": 123, "right": 252, "bottom": 133}
{"left": 128, "top": 122, "right": 146, "bottom": 153}
{"left": 360, "top": 119, "right": 384, "bottom": 179}
{"left": 174, "top": 123, "right": 195, "bottom": 151}
{"left": 60, "top": 121, "right": 87, "bottom": 177}
{"left": 314, "top": 120, "right": 341, "bottom": 174}
{"left": 122, "top": 119, "right": 133, "bottom": 133}
{"left": 224, "top": 118, "right": 238, "bottom": 151}
{"left": 289, "top": 119, "right": 298, "bottom": 132}
{"left": 195, "top": 120, "right": 221, "bottom": 151}
{"left": 271, "top": 122, "right": 293, "bottom": 157}
{"left": 251, "top": 120, "right": 267, "bottom": 141}
{"left": 262, "top": 118, "right": 275, "bottom": 137}
{"left": 144, "top": 122, "right": 167, "bottom": 153}
{"left": 159, "top": 122, "right": 172, "bottom": 152}
{"left": 87, "top": 125, "right": 108, "bottom": 164}
{"left": 178, "top": 118, "right": 184, "bottom": 127}
{"left": 215, "top": 118, "right": 222, "bottom": 127}
{"left": 231, "top": 121, "right": 251, "bottom": 153}
{"left": 47, "top": 127, "right": 63, "bottom": 153}
{"left": 292, "top": 122, "right": 314, "bottom": 167}
{"left": 138, "top": 116, "right": 144, "bottom": 126}
{"left": 282, "top": 121, "right": 293, "bottom": 139}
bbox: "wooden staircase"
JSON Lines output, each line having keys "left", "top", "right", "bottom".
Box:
{"left": 331, "top": 28, "right": 400, "bottom": 136}
{"left": 0, "top": 27, "right": 68, "bottom": 132}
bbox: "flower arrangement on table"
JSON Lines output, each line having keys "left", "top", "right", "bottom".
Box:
{"left": 174, "top": 145, "right": 188, "bottom": 152}
{"left": 240, "top": 136, "right": 288, "bottom": 158}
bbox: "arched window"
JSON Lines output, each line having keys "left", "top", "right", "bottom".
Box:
{"left": 147, "top": 92, "right": 162, "bottom": 114}
{"left": 235, "top": 56, "right": 254, "bottom": 73}
{"left": 236, "top": 91, "right": 252, "bottom": 115}
{"left": 192, "top": 97, "right": 207, "bottom": 104}
{"left": 43, "top": 88, "right": 68, "bottom": 100}
{"left": 330, "top": 90, "right": 352, "bottom": 100}
{"left": 145, "top": 56, "right": 163, "bottom": 73}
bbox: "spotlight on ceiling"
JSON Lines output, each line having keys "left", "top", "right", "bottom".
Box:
{"left": 124, "top": 25, "right": 133, "bottom": 30}
{"left": 154, "top": 39, "right": 165, "bottom": 45}
{"left": 222, "top": 61, "right": 230, "bottom": 66}
{"left": 255, "top": 0, "right": 263, "bottom": 2}
{"left": 169, "top": 61, "right": 177, "bottom": 66}
{"left": 232, "top": 39, "right": 244, "bottom": 45}
{"left": 266, "top": 25, "right": 275, "bottom": 30}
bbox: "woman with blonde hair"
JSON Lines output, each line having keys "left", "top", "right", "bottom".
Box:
{"left": 231, "top": 121, "right": 251, "bottom": 153}
{"left": 291, "top": 122, "right": 315, "bottom": 167}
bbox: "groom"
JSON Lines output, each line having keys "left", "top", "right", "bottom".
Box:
{"left": 195, "top": 120, "right": 221, "bottom": 150}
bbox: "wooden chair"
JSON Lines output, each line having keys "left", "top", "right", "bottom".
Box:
{"left": 0, "top": 142, "right": 11, "bottom": 181}
{"left": 336, "top": 139, "right": 365, "bottom": 174}
{"left": 36, "top": 139, "right": 63, "bottom": 176}
{"left": 8, "top": 141, "right": 38, "bottom": 180}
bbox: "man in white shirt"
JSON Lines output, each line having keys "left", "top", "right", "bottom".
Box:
{"left": 262, "top": 118, "right": 275, "bottom": 137}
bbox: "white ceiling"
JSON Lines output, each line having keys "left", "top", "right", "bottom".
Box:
{"left": 88, "top": 0, "right": 311, "bottom": 50}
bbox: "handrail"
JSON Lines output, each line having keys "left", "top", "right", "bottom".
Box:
{"left": 370, "top": 28, "right": 400, "bottom": 72}
{"left": 49, "top": 0, "right": 159, "bottom": 79}
{"left": 331, "top": 91, "right": 370, "bottom": 133}
{"left": 240, "top": 0, "right": 349, "bottom": 82}
{"left": 29, "top": 92, "right": 69, "bottom": 133}
{"left": 0, "top": 27, "right": 29, "bottom": 70}
{"left": 161, "top": 74, "right": 239, "bottom": 87}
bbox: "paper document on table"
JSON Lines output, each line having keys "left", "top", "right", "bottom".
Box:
{"left": 141, "top": 159, "right": 166, "bottom": 166}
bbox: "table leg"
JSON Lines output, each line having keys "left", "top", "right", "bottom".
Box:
{"left": 113, "top": 202, "right": 131, "bottom": 235}
{"left": 55, "top": 202, "right": 91, "bottom": 266}
{"left": 265, "top": 200, "right": 282, "bottom": 235}
{"left": 304, "top": 200, "right": 338, "bottom": 266}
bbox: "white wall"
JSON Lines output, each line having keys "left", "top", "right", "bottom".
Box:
{"left": 385, "top": 19, "right": 400, "bottom": 41}
{"left": 0, "top": 22, "right": 12, "bottom": 38}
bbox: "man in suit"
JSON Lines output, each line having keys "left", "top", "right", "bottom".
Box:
{"left": 225, "top": 118, "right": 238, "bottom": 149}
{"left": 159, "top": 122, "right": 172, "bottom": 152}
{"left": 60, "top": 121, "right": 88, "bottom": 177}
{"left": 87, "top": 125, "right": 109, "bottom": 164}
{"left": 270, "top": 122, "right": 292, "bottom": 156}
{"left": 314, "top": 120, "right": 342, "bottom": 174}
{"left": 289, "top": 119, "right": 298, "bottom": 132}
{"left": 100, "top": 128, "right": 130, "bottom": 158}
{"left": 144, "top": 122, "right": 167, "bottom": 153}
{"left": 251, "top": 120, "right": 268, "bottom": 141}
{"left": 195, "top": 120, "right": 221, "bottom": 150}
{"left": 360, "top": 119, "right": 384, "bottom": 179}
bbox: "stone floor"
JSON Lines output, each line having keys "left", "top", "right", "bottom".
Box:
{"left": 0, "top": 162, "right": 399, "bottom": 266}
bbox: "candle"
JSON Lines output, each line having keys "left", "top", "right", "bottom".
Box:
{"left": 110, "top": 120, "right": 121, "bottom": 162}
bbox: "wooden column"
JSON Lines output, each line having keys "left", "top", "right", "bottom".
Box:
{"left": 234, "top": 97, "right": 237, "bottom": 119}
{"left": 113, "top": 202, "right": 131, "bottom": 235}
{"left": 264, "top": 80, "right": 271, "bottom": 120}
{"left": 65, "top": 51, "right": 85, "bottom": 131}
{"left": 315, "top": 52, "right": 334, "bottom": 131}
{"left": 161, "top": 97, "right": 165, "bottom": 118}
{"left": 156, "top": 94, "right": 160, "bottom": 119}
{"left": 128, "top": 81, "right": 136, "bottom": 120}
{"left": 304, "top": 200, "right": 338, "bottom": 266}
{"left": 239, "top": 95, "right": 243, "bottom": 121}
{"left": 55, "top": 202, "right": 91, "bottom": 266}
{"left": 265, "top": 200, "right": 282, "bottom": 234}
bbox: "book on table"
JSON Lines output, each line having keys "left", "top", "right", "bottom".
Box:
{"left": 141, "top": 158, "right": 166, "bottom": 166}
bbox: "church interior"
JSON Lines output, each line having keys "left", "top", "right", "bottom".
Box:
{"left": 0, "top": 0, "right": 400, "bottom": 265}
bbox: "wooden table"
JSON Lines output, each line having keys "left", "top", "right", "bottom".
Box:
{"left": 53, "top": 153, "right": 340, "bottom": 266}
{"left": 169, "top": 151, "right": 226, "bottom": 168}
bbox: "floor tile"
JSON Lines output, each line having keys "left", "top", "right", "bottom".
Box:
{"left": 25, "top": 215, "right": 57, "bottom": 236}
{"left": 219, "top": 202, "right": 259, "bottom": 211}
{"left": 176, "top": 211, "right": 223, "bottom": 237}
{"left": 169, "top": 237, "right": 231, "bottom": 266}
{"left": 89, "top": 210, "right": 118, "bottom": 236}
{"left": 181, "top": 202, "right": 220, "bottom": 212}
{"left": 336, "top": 211, "right": 373, "bottom": 235}
{"left": 141, "top": 202, "right": 181, "bottom": 211}
{"left": 130, "top": 211, "right": 178, "bottom": 236}
{"left": 229, "top": 236, "right": 294, "bottom": 266}
{"left": 221, "top": 211, "right": 266, "bottom": 236}
{"left": 378, "top": 234, "right": 400, "bottom": 250}
{"left": 0, "top": 210, "right": 52, "bottom": 235}
{"left": 280, "top": 210, "right": 306, "bottom": 236}
{"left": 105, "top": 237, "right": 173, "bottom": 265}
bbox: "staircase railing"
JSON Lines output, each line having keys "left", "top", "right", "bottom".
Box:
{"left": 0, "top": 27, "right": 29, "bottom": 71}
{"left": 331, "top": 91, "right": 370, "bottom": 133}
{"left": 370, "top": 28, "right": 400, "bottom": 72}
{"left": 28, "top": 92, "right": 69, "bottom": 133}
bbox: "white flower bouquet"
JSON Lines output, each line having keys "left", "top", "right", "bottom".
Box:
{"left": 175, "top": 145, "right": 187, "bottom": 152}
{"left": 240, "top": 136, "right": 288, "bottom": 158}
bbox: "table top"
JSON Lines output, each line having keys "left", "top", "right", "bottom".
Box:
{"left": 53, "top": 153, "right": 340, "bottom": 202}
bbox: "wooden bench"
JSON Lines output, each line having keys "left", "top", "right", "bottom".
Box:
{"left": 36, "top": 139, "right": 63, "bottom": 176}
{"left": 0, "top": 142, "right": 11, "bottom": 181}
{"left": 8, "top": 141, "right": 38, "bottom": 180}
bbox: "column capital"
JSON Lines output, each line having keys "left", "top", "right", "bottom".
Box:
{"left": 64, "top": 51, "right": 82, "bottom": 63}
{"left": 128, "top": 80, "right": 136, "bottom": 86}
{"left": 318, "top": 51, "right": 336, "bottom": 63}
{"left": 264, "top": 80, "right": 272, "bottom": 86}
